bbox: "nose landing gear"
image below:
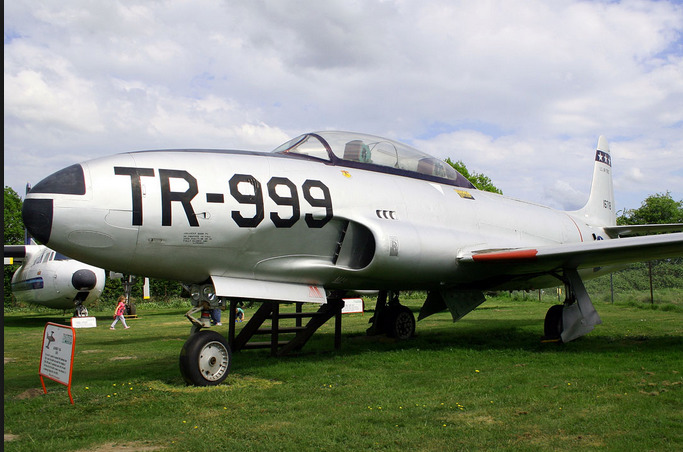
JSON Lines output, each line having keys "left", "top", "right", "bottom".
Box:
{"left": 179, "top": 330, "right": 232, "bottom": 386}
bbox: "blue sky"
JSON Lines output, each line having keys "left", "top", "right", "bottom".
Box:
{"left": 4, "top": 0, "right": 683, "bottom": 212}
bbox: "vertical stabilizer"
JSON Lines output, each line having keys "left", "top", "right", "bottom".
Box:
{"left": 570, "top": 136, "right": 616, "bottom": 227}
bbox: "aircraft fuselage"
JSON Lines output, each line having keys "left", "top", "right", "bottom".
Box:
{"left": 23, "top": 148, "right": 605, "bottom": 291}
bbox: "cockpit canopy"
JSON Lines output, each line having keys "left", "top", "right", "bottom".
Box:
{"left": 273, "top": 131, "right": 475, "bottom": 189}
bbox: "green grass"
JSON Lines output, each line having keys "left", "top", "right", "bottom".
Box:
{"left": 4, "top": 297, "right": 682, "bottom": 451}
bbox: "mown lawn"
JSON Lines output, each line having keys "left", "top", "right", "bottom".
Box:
{"left": 4, "top": 296, "right": 682, "bottom": 451}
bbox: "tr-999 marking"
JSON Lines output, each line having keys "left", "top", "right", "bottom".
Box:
{"left": 115, "top": 167, "right": 333, "bottom": 229}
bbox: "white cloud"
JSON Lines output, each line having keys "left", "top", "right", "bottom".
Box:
{"left": 4, "top": 43, "right": 104, "bottom": 134}
{"left": 4, "top": 0, "right": 683, "bottom": 211}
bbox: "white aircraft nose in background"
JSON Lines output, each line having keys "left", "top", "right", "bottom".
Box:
{"left": 4, "top": 244, "right": 105, "bottom": 316}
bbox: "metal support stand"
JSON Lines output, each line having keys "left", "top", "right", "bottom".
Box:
{"left": 228, "top": 299, "right": 345, "bottom": 356}
{"left": 366, "top": 290, "right": 388, "bottom": 336}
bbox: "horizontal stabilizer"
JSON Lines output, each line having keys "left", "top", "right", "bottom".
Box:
{"left": 603, "top": 223, "right": 683, "bottom": 238}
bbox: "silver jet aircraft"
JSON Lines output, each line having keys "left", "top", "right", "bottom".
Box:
{"left": 21, "top": 131, "right": 683, "bottom": 385}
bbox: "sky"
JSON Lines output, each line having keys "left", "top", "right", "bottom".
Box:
{"left": 4, "top": 0, "right": 683, "bottom": 213}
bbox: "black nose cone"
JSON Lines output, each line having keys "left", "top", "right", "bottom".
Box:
{"left": 22, "top": 198, "right": 53, "bottom": 245}
{"left": 72, "top": 269, "right": 97, "bottom": 290}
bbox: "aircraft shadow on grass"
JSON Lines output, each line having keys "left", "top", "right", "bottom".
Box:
{"left": 63, "top": 326, "right": 683, "bottom": 384}
{"left": 6, "top": 304, "right": 680, "bottom": 387}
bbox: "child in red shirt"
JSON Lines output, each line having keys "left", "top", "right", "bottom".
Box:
{"left": 110, "top": 296, "right": 130, "bottom": 330}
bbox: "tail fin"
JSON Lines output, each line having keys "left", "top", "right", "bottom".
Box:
{"left": 569, "top": 136, "right": 616, "bottom": 227}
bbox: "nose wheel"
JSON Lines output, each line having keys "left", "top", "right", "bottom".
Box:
{"left": 179, "top": 331, "right": 232, "bottom": 386}
{"left": 73, "top": 304, "right": 89, "bottom": 317}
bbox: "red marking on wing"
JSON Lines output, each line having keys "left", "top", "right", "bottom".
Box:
{"left": 471, "top": 249, "right": 538, "bottom": 261}
{"left": 308, "top": 286, "right": 324, "bottom": 298}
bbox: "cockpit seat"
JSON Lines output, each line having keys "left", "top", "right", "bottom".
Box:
{"left": 344, "top": 140, "right": 372, "bottom": 163}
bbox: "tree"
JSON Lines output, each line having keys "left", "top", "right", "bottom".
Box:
{"left": 617, "top": 191, "right": 683, "bottom": 225}
{"left": 99, "top": 275, "right": 184, "bottom": 304}
{"left": 4, "top": 187, "right": 24, "bottom": 306}
{"left": 444, "top": 158, "right": 503, "bottom": 194}
{"left": 4, "top": 187, "right": 24, "bottom": 245}
{"left": 615, "top": 191, "right": 682, "bottom": 304}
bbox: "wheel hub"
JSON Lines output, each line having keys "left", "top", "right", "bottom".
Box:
{"left": 198, "top": 341, "right": 229, "bottom": 381}
{"left": 395, "top": 313, "right": 412, "bottom": 338}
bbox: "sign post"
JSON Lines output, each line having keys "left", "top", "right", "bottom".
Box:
{"left": 39, "top": 322, "right": 76, "bottom": 404}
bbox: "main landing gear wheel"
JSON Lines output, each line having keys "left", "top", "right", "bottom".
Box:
{"left": 179, "top": 331, "right": 232, "bottom": 386}
{"left": 543, "top": 304, "right": 564, "bottom": 342}
{"left": 386, "top": 305, "right": 416, "bottom": 340}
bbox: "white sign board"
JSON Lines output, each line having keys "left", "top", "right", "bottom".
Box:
{"left": 39, "top": 322, "right": 76, "bottom": 404}
{"left": 342, "top": 298, "right": 364, "bottom": 314}
{"left": 71, "top": 316, "right": 97, "bottom": 328}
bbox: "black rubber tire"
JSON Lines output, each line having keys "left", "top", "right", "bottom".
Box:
{"left": 386, "top": 305, "right": 415, "bottom": 340}
{"left": 543, "top": 304, "right": 564, "bottom": 340}
{"left": 179, "top": 331, "right": 232, "bottom": 386}
{"left": 127, "top": 303, "right": 137, "bottom": 316}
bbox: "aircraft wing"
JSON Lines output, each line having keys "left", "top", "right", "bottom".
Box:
{"left": 460, "top": 232, "right": 683, "bottom": 275}
{"left": 211, "top": 276, "right": 328, "bottom": 304}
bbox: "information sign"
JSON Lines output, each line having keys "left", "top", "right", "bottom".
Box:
{"left": 39, "top": 322, "right": 76, "bottom": 404}
{"left": 71, "top": 316, "right": 97, "bottom": 328}
{"left": 342, "top": 298, "right": 364, "bottom": 314}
